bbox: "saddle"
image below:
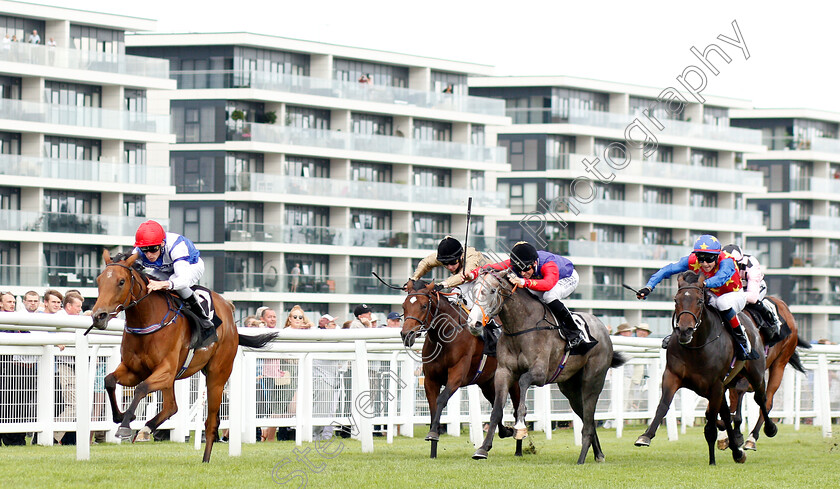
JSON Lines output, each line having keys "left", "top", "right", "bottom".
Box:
{"left": 743, "top": 302, "right": 789, "bottom": 348}
{"left": 173, "top": 286, "right": 223, "bottom": 349}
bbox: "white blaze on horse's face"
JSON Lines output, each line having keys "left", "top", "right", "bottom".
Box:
{"left": 467, "top": 304, "right": 484, "bottom": 328}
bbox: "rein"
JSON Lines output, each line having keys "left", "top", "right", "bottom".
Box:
{"left": 95, "top": 262, "right": 183, "bottom": 335}
{"left": 673, "top": 284, "right": 723, "bottom": 349}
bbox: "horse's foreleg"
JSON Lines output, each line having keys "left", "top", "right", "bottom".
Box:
{"left": 745, "top": 365, "right": 778, "bottom": 440}
{"left": 749, "top": 363, "right": 785, "bottom": 448}
{"left": 105, "top": 364, "right": 141, "bottom": 424}
{"left": 636, "top": 369, "right": 680, "bottom": 447}
{"left": 140, "top": 385, "right": 178, "bottom": 440}
{"left": 115, "top": 366, "right": 175, "bottom": 440}
{"left": 717, "top": 396, "right": 745, "bottom": 464}
{"left": 473, "top": 369, "right": 513, "bottom": 460}
{"left": 202, "top": 376, "right": 226, "bottom": 463}
{"left": 423, "top": 377, "right": 442, "bottom": 443}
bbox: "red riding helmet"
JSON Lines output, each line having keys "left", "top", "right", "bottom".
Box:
{"left": 135, "top": 220, "right": 166, "bottom": 248}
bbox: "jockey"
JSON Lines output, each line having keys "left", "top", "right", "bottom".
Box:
{"left": 132, "top": 220, "right": 217, "bottom": 348}
{"left": 469, "top": 241, "right": 596, "bottom": 355}
{"left": 636, "top": 234, "right": 759, "bottom": 361}
{"left": 410, "top": 236, "right": 487, "bottom": 309}
{"left": 723, "top": 244, "right": 782, "bottom": 337}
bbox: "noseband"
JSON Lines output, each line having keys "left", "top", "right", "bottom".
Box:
{"left": 673, "top": 284, "right": 704, "bottom": 335}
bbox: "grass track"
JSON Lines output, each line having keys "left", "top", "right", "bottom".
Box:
{"left": 0, "top": 424, "right": 837, "bottom": 488}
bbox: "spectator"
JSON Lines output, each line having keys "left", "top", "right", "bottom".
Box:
{"left": 27, "top": 29, "right": 40, "bottom": 44}
{"left": 1, "top": 291, "right": 35, "bottom": 446}
{"left": 0, "top": 291, "right": 15, "bottom": 312}
{"left": 285, "top": 306, "right": 314, "bottom": 329}
{"left": 318, "top": 314, "right": 337, "bottom": 329}
{"left": 290, "top": 263, "right": 301, "bottom": 293}
{"left": 350, "top": 304, "right": 373, "bottom": 328}
{"left": 358, "top": 73, "right": 371, "bottom": 84}
{"left": 243, "top": 315, "right": 261, "bottom": 328}
{"left": 43, "top": 289, "right": 63, "bottom": 314}
{"left": 22, "top": 291, "right": 40, "bottom": 313}
{"left": 47, "top": 37, "right": 56, "bottom": 47}
{"left": 442, "top": 84, "right": 454, "bottom": 94}
{"left": 342, "top": 320, "right": 353, "bottom": 329}
{"left": 370, "top": 314, "right": 379, "bottom": 328}
{"left": 386, "top": 312, "right": 401, "bottom": 328}
{"left": 615, "top": 322, "right": 634, "bottom": 337}
{"left": 260, "top": 307, "right": 278, "bottom": 329}
{"left": 57, "top": 292, "right": 83, "bottom": 316}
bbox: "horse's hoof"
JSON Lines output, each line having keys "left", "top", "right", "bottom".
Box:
{"left": 634, "top": 435, "right": 651, "bottom": 447}
{"left": 514, "top": 428, "right": 528, "bottom": 440}
{"left": 595, "top": 455, "right": 605, "bottom": 463}
{"left": 764, "top": 423, "right": 778, "bottom": 438}
{"left": 115, "top": 426, "right": 132, "bottom": 439}
{"left": 425, "top": 431, "right": 439, "bottom": 442}
{"left": 717, "top": 438, "right": 729, "bottom": 451}
{"left": 472, "top": 448, "right": 489, "bottom": 460}
{"left": 498, "top": 425, "right": 513, "bottom": 439}
{"left": 744, "top": 439, "right": 756, "bottom": 451}
{"left": 734, "top": 450, "right": 747, "bottom": 464}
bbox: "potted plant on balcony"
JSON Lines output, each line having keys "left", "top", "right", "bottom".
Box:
{"left": 260, "top": 111, "right": 277, "bottom": 125}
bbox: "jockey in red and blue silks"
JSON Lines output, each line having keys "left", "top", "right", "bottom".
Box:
{"left": 466, "top": 241, "right": 596, "bottom": 355}
{"left": 131, "top": 220, "right": 216, "bottom": 347}
{"left": 636, "top": 234, "right": 758, "bottom": 360}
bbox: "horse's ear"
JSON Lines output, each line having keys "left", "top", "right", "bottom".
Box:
{"left": 125, "top": 252, "right": 139, "bottom": 268}
{"left": 103, "top": 248, "right": 112, "bottom": 265}
{"left": 405, "top": 279, "right": 415, "bottom": 292}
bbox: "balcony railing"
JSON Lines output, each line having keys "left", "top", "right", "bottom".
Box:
{"left": 225, "top": 173, "right": 507, "bottom": 208}
{"left": 0, "top": 99, "right": 170, "bottom": 134}
{"left": 548, "top": 239, "right": 687, "bottom": 262}
{"left": 0, "top": 154, "right": 169, "bottom": 186}
{"left": 809, "top": 215, "right": 840, "bottom": 232}
{"left": 790, "top": 290, "right": 840, "bottom": 307}
{"left": 170, "top": 69, "right": 505, "bottom": 116}
{"left": 225, "top": 222, "right": 503, "bottom": 252}
{"left": 0, "top": 265, "right": 99, "bottom": 288}
{"left": 567, "top": 283, "right": 676, "bottom": 302}
{"left": 224, "top": 273, "right": 405, "bottom": 295}
{"left": 790, "top": 177, "right": 840, "bottom": 193}
{"left": 0, "top": 210, "right": 154, "bottom": 235}
{"left": 565, "top": 154, "right": 764, "bottom": 187}
{"left": 789, "top": 253, "right": 840, "bottom": 268}
{"left": 812, "top": 137, "right": 840, "bottom": 154}
{"left": 226, "top": 123, "right": 506, "bottom": 163}
{"left": 0, "top": 41, "right": 170, "bottom": 78}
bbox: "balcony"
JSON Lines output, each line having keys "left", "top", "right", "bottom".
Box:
{"left": 225, "top": 173, "right": 507, "bottom": 208}
{"left": 568, "top": 283, "right": 676, "bottom": 302}
{"left": 790, "top": 177, "right": 840, "bottom": 194}
{"left": 226, "top": 123, "right": 506, "bottom": 163}
{"left": 811, "top": 137, "right": 840, "bottom": 154}
{"left": 0, "top": 210, "right": 154, "bottom": 235}
{"left": 0, "top": 99, "right": 170, "bottom": 134}
{"left": 808, "top": 215, "right": 840, "bottom": 232}
{"left": 565, "top": 154, "right": 764, "bottom": 187}
{"left": 0, "top": 265, "right": 99, "bottom": 288}
{"left": 225, "top": 222, "right": 503, "bottom": 252}
{"left": 0, "top": 41, "right": 169, "bottom": 78}
{"left": 789, "top": 253, "right": 840, "bottom": 268}
{"left": 790, "top": 290, "right": 840, "bottom": 307}
{"left": 549, "top": 239, "right": 687, "bottom": 262}
{"left": 224, "top": 272, "right": 404, "bottom": 295}
{"left": 539, "top": 200, "right": 765, "bottom": 227}
{"left": 171, "top": 69, "right": 505, "bottom": 116}
{"left": 0, "top": 154, "right": 169, "bottom": 186}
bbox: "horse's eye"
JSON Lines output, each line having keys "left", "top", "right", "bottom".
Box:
{"left": 420, "top": 304, "right": 427, "bottom": 309}
{"left": 119, "top": 279, "right": 125, "bottom": 286}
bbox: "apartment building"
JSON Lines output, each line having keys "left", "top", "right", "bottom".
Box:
{"left": 469, "top": 76, "right": 767, "bottom": 334}
{"left": 126, "top": 33, "right": 511, "bottom": 323}
{"left": 0, "top": 1, "right": 175, "bottom": 305}
{"left": 732, "top": 109, "right": 840, "bottom": 342}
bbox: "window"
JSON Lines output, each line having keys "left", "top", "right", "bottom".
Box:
{"left": 593, "top": 267, "right": 624, "bottom": 300}
{"left": 552, "top": 87, "right": 609, "bottom": 119}
{"left": 413, "top": 120, "right": 452, "bottom": 141}
{"left": 43, "top": 244, "right": 99, "bottom": 287}
{"left": 351, "top": 162, "right": 391, "bottom": 182}
{"left": 413, "top": 166, "right": 450, "bottom": 187}
{"left": 0, "top": 15, "right": 44, "bottom": 46}
{"left": 286, "top": 106, "right": 330, "bottom": 130}
{"left": 630, "top": 96, "right": 684, "bottom": 121}
{"left": 123, "top": 194, "right": 145, "bottom": 217}
{"left": 234, "top": 46, "right": 310, "bottom": 78}
{"left": 471, "top": 125, "right": 485, "bottom": 146}
{"left": 170, "top": 203, "right": 218, "bottom": 243}
{"left": 0, "top": 132, "right": 21, "bottom": 155}
{"left": 594, "top": 182, "right": 624, "bottom": 201}
{"left": 285, "top": 205, "right": 329, "bottom": 227}
{"left": 643, "top": 227, "right": 673, "bottom": 245}
{"left": 690, "top": 190, "right": 718, "bottom": 208}
{"left": 351, "top": 209, "right": 391, "bottom": 230}
{"left": 690, "top": 149, "right": 718, "bottom": 167}
{"left": 470, "top": 171, "right": 485, "bottom": 191}
{"left": 171, "top": 100, "right": 222, "bottom": 143}
{"left": 0, "top": 75, "right": 21, "bottom": 100}
{"left": 226, "top": 202, "right": 263, "bottom": 226}
{"left": 412, "top": 213, "right": 451, "bottom": 248}
{"left": 124, "top": 143, "right": 146, "bottom": 165}
{"left": 703, "top": 106, "right": 729, "bottom": 126}
{"left": 125, "top": 89, "right": 147, "bottom": 113}
{"left": 225, "top": 252, "right": 263, "bottom": 291}
{"left": 285, "top": 156, "right": 327, "bottom": 178}
{"left": 643, "top": 186, "right": 672, "bottom": 205}
{"left": 171, "top": 152, "right": 221, "bottom": 193}
{"left": 226, "top": 152, "right": 264, "bottom": 191}
{"left": 70, "top": 24, "right": 124, "bottom": 55}
{"left": 644, "top": 145, "right": 673, "bottom": 163}
{"left": 594, "top": 139, "right": 627, "bottom": 162}
{"left": 431, "top": 71, "right": 467, "bottom": 95}
{"left": 498, "top": 181, "right": 539, "bottom": 213}
{"left": 790, "top": 200, "right": 812, "bottom": 226}
{"left": 351, "top": 113, "right": 393, "bottom": 135}
{"left": 43, "top": 190, "right": 100, "bottom": 214}
{"left": 0, "top": 241, "right": 19, "bottom": 284}
{"left": 333, "top": 59, "right": 408, "bottom": 87}
{"left": 44, "top": 136, "right": 101, "bottom": 161}
{"left": 505, "top": 95, "right": 550, "bottom": 124}
{"left": 44, "top": 81, "right": 101, "bottom": 107}
{"left": 0, "top": 186, "right": 20, "bottom": 210}
{"left": 594, "top": 225, "right": 624, "bottom": 242}
{"left": 285, "top": 254, "right": 329, "bottom": 281}
{"left": 499, "top": 137, "right": 539, "bottom": 171}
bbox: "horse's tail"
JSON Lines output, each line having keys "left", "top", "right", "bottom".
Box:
{"left": 610, "top": 351, "right": 628, "bottom": 368}
{"left": 238, "top": 332, "right": 277, "bottom": 349}
{"left": 797, "top": 337, "right": 812, "bottom": 350}
{"left": 788, "top": 351, "right": 807, "bottom": 374}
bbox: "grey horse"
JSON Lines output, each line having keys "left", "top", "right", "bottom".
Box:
{"left": 467, "top": 269, "right": 625, "bottom": 464}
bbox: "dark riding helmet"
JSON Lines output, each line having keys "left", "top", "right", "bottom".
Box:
{"left": 436, "top": 236, "right": 463, "bottom": 265}
{"left": 722, "top": 244, "right": 744, "bottom": 262}
{"left": 510, "top": 241, "right": 539, "bottom": 274}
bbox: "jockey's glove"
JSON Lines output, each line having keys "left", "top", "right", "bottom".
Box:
{"left": 506, "top": 271, "right": 526, "bottom": 287}
{"left": 637, "top": 286, "right": 652, "bottom": 300}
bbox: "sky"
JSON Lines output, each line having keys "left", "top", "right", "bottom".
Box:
{"left": 41, "top": 0, "right": 840, "bottom": 113}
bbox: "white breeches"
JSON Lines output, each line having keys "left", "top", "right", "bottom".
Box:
{"left": 706, "top": 290, "right": 746, "bottom": 314}
{"left": 541, "top": 270, "right": 580, "bottom": 302}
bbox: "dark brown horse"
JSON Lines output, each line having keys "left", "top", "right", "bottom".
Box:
{"left": 634, "top": 271, "right": 777, "bottom": 465}
{"left": 400, "top": 279, "right": 521, "bottom": 458}
{"left": 467, "top": 270, "right": 624, "bottom": 464}
{"left": 718, "top": 296, "right": 809, "bottom": 451}
{"left": 90, "top": 250, "right": 276, "bottom": 462}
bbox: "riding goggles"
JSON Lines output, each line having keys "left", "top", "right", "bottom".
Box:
{"left": 140, "top": 245, "right": 161, "bottom": 253}
{"left": 695, "top": 252, "right": 718, "bottom": 263}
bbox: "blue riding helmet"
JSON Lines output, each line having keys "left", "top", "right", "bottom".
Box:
{"left": 692, "top": 234, "right": 721, "bottom": 254}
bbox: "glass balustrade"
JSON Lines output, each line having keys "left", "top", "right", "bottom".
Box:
{"left": 0, "top": 41, "right": 169, "bottom": 78}
{"left": 0, "top": 210, "right": 157, "bottom": 235}
{"left": 580, "top": 200, "right": 764, "bottom": 226}
{"left": 0, "top": 265, "right": 99, "bottom": 287}
{"left": 224, "top": 273, "right": 404, "bottom": 295}
{"left": 0, "top": 99, "right": 170, "bottom": 134}
{"left": 0, "top": 154, "right": 167, "bottom": 185}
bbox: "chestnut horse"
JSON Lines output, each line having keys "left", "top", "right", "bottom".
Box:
{"left": 634, "top": 271, "right": 777, "bottom": 465}
{"left": 718, "top": 297, "right": 810, "bottom": 451}
{"left": 90, "top": 250, "right": 276, "bottom": 462}
{"left": 401, "top": 280, "right": 521, "bottom": 458}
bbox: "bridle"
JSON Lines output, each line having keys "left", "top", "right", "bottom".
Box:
{"left": 403, "top": 289, "right": 443, "bottom": 335}
{"left": 102, "top": 262, "right": 153, "bottom": 319}
{"left": 473, "top": 270, "right": 515, "bottom": 328}
{"left": 673, "top": 283, "right": 721, "bottom": 348}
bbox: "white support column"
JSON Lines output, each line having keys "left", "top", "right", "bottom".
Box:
{"left": 37, "top": 346, "right": 55, "bottom": 446}
{"left": 399, "top": 355, "right": 416, "bottom": 438}
{"left": 228, "top": 346, "right": 243, "bottom": 457}
{"left": 794, "top": 368, "right": 802, "bottom": 431}
{"left": 467, "top": 384, "right": 482, "bottom": 447}
{"left": 744, "top": 392, "right": 759, "bottom": 435}
{"left": 243, "top": 352, "right": 258, "bottom": 443}
{"left": 105, "top": 349, "right": 121, "bottom": 444}
{"left": 816, "top": 354, "right": 833, "bottom": 438}
{"left": 298, "top": 353, "right": 313, "bottom": 444}
{"left": 783, "top": 366, "right": 795, "bottom": 424}
{"left": 573, "top": 412, "right": 582, "bottom": 446}
{"left": 193, "top": 376, "right": 206, "bottom": 450}
{"left": 537, "top": 385, "right": 552, "bottom": 440}
{"left": 352, "top": 340, "right": 374, "bottom": 452}
{"left": 613, "top": 365, "right": 625, "bottom": 438}
{"left": 647, "top": 356, "right": 661, "bottom": 424}
{"left": 386, "top": 352, "right": 400, "bottom": 444}
{"left": 171, "top": 374, "right": 190, "bottom": 443}
{"left": 446, "top": 387, "right": 461, "bottom": 436}
{"left": 74, "top": 330, "right": 91, "bottom": 461}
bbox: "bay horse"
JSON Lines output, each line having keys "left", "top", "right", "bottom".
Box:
{"left": 718, "top": 296, "right": 810, "bottom": 451}
{"left": 401, "top": 279, "right": 521, "bottom": 458}
{"left": 90, "top": 250, "right": 276, "bottom": 463}
{"left": 634, "top": 271, "right": 777, "bottom": 465}
{"left": 466, "top": 270, "right": 624, "bottom": 464}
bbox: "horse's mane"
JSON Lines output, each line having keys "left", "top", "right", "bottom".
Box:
{"left": 413, "top": 279, "right": 431, "bottom": 289}
{"left": 679, "top": 270, "right": 701, "bottom": 284}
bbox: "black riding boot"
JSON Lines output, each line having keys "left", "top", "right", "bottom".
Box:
{"left": 482, "top": 322, "right": 499, "bottom": 357}
{"left": 184, "top": 294, "right": 217, "bottom": 348}
{"left": 661, "top": 334, "right": 672, "bottom": 349}
{"left": 755, "top": 300, "right": 781, "bottom": 338}
{"left": 546, "top": 300, "right": 596, "bottom": 355}
{"left": 730, "top": 320, "right": 759, "bottom": 361}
